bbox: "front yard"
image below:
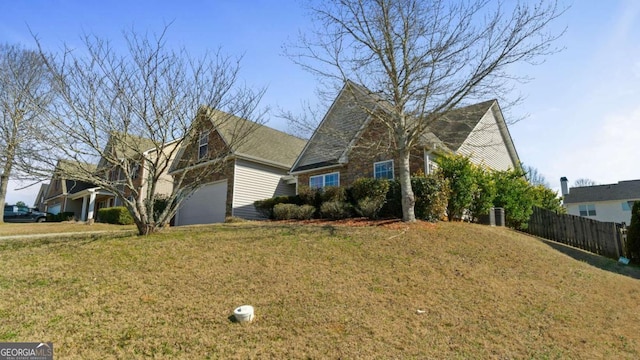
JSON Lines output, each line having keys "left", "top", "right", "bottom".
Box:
{"left": 1, "top": 221, "right": 639, "bottom": 358}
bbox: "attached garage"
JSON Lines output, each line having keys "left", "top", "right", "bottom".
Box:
{"left": 176, "top": 180, "right": 228, "bottom": 226}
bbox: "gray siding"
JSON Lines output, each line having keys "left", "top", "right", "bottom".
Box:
{"left": 232, "top": 159, "right": 296, "bottom": 219}
{"left": 456, "top": 110, "right": 515, "bottom": 171}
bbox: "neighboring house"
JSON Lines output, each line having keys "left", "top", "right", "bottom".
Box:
{"left": 42, "top": 134, "right": 178, "bottom": 222}
{"left": 170, "top": 107, "right": 307, "bottom": 225}
{"left": 42, "top": 160, "right": 108, "bottom": 219}
{"left": 95, "top": 133, "right": 177, "bottom": 207}
{"left": 561, "top": 177, "right": 640, "bottom": 225}
{"left": 33, "top": 183, "right": 49, "bottom": 211}
{"left": 290, "top": 81, "right": 520, "bottom": 189}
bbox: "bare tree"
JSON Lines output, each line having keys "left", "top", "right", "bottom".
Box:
{"left": 573, "top": 178, "right": 597, "bottom": 187}
{"left": 0, "top": 43, "right": 54, "bottom": 223}
{"left": 36, "top": 27, "right": 265, "bottom": 235}
{"left": 523, "top": 164, "right": 549, "bottom": 188}
{"left": 286, "top": 0, "right": 565, "bottom": 222}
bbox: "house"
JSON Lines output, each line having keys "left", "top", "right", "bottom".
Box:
{"left": 561, "top": 177, "right": 640, "bottom": 225}
{"left": 95, "top": 133, "right": 177, "bottom": 208}
{"left": 290, "top": 81, "right": 520, "bottom": 189}
{"left": 42, "top": 160, "right": 109, "bottom": 219}
{"left": 33, "top": 183, "right": 49, "bottom": 211}
{"left": 42, "top": 134, "right": 178, "bottom": 222}
{"left": 169, "top": 107, "right": 307, "bottom": 225}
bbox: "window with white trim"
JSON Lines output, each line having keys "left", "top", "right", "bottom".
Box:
{"left": 309, "top": 172, "right": 340, "bottom": 189}
{"left": 425, "top": 151, "right": 437, "bottom": 175}
{"left": 579, "top": 204, "right": 596, "bottom": 216}
{"left": 374, "top": 160, "right": 394, "bottom": 179}
{"left": 198, "top": 131, "right": 209, "bottom": 160}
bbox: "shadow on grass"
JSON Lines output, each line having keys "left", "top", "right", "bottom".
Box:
{"left": 538, "top": 238, "right": 640, "bottom": 280}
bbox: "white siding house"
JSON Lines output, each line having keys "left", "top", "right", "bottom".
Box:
{"left": 561, "top": 178, "right": 640, "bottom": 225}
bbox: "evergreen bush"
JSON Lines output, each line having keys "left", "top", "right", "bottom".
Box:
{"left": 97, "top": 206, "right": 134, "bottom": 225}
{"left": 626, "top": 201, "right": 640, "bottom": 262}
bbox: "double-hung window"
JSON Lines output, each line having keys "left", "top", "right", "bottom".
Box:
{"left": 309, "top": 172, "right": 340, "bottom": 189}
{"left": 374, "top": 160, "right": 394, "bottom": 179}
{"left": 578, "top": 204, "right": 596, "bottom": 216}
{"left": 198, "top": 131, "right": 209, "bottom": 160}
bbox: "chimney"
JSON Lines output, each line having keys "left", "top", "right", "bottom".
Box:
{"left": 560, "top": 177, "right": 569, "bottom": 196}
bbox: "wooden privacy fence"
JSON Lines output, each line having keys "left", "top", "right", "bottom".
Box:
{"left": 527, "top": 207, "right": 626, "bottom": 260}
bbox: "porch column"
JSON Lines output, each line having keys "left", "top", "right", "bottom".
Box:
{"left": 80, "top": 195, "right": 88, "bottom": 221}
{"left": 86, "top": 190, "right": 97, "bottom": 221}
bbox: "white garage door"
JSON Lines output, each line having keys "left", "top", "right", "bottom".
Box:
{"left": 176, "top": 180, "right": 228, "bottom": 226}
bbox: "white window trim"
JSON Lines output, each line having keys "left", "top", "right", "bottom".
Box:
{"left": 424, "top": 151, "right": 437, "bottom": 175}
{"left": 309, "top": 172, "right": 340, "bottom": 189}
{"left": 198, "top": 131, "right": 209, "bottom": 160}
{"left": 579, "top": 204, "right": 596, "bottom": 216}
{"left": 373, "top": 159, "right": 394, "bottom": 179}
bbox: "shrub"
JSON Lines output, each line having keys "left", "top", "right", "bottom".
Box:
{"left": 412, "top": 174, "right": 450, "bottom": 222}
{"left": 296, "top": 205, "right": 315, "bottom": 220}
{"left": 350, "top": 178, "right": 390, "bottom": 203}
{"left": 436, "top": 154, "right": 477, "bottom": 221}
{"left": 254, "top": 195, "right": 300, "bottom": 219}
{"left": 97, "top": 206, "right": 134, "bottom": 225}
{"left": 321, "top": 186, "right": 347, "bottom": 203}
{"left": 626, "top": 201, "right": 640, "bottom": 262}
{"left": 355, "top": 197, "right": 386, "bottom": 219}
{"left": 46, "top": 211, "right": 75, "bottom": 222}
{"left": 273, "top": 203, "right": 299, "bottom": 220}
{"left": 468, "top": 167, "right": 496, "bottom": 222}
{"left": 272, "top": 203, "right": 317, "bottom": 220}
{"left": 298, "top": 186, "right": 323, "bottom": 208}
{"left": 320, "top": 201, "right": 352, "bottom": 220}
{"left": 492, "top": 169, "right": 535, "bottom": 230}
{"left": 380, "top": 180, "right": 402, "bottom": 218}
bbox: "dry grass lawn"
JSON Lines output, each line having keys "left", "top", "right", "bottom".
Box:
{"left": 0, "top": 222, "right": 136, "bottom": 236}
{"left": 1, "top": 221, "right": 639, "bottom": 359}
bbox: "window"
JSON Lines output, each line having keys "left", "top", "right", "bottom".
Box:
{"left": 309, "top": 172, "right": 340, "bottom": 189}
{"left": 425, "top": 151, "right": 437, "bottom": 175}
{"left": 374, "top": 160, "right": 394, "bottom": 179}
{"left": 579, "top": 204, "right": 596, "bottom": 216}
{"left": 198, "top": 131, "right": 209, "bottom": 160}
{"left": 623, "top": 201, "right": 636, "bottom": 211}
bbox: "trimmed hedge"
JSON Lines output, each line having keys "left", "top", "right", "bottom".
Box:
{"left": 97, "top": 206, "right": 134, "bottom": 225}
{"left": 46, "top": 211, "right": 75, "bottom": 222}
{"left": 273, "top": 203, "right": 316, "bottom": 220}
{"left": 254, "top": 195, "right": 301, "bottom": 219}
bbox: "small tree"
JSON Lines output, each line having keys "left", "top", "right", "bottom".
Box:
{"left": 35, "top": 27, "right": 265, "bottom": 235}
{"left": 626, "top": 201, "right": 640, "bottom": 262}
{"left": 531, "top": 184, "right": 564, "bottom": 214}
{"left": 0, "top": 43, "right": 54, "bottom": 223}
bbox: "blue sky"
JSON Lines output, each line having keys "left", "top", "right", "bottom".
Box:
{"left": 2, "top": 0, "right": 639, "bottom": 205}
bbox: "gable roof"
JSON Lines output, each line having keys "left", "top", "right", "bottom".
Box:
{"left": 173, "top": 108, "right": 307, "bottom": 171}
{"left": 428, "top": 100, "right": 496, "bottom": 151}
{"left": 98, "top": 132, "right": 157, "bottom": 168}
{"left": 563, "top": 180, "right": 640, "bottom": 204}
{"left": 292, "top": 81, "right": 379, "bottom": 172}
{"left": 291, "top": 81, "right": 514, "bottom": 173}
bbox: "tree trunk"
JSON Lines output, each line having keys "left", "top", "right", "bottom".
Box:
{"left": 0, "top": 156, "right": 14, "bottom": 225}
{"left": 398, "top": 149, "right": 416, "bottom": 222}
{"left": 0, "top": 174, "right": 9, "bottom": 224}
